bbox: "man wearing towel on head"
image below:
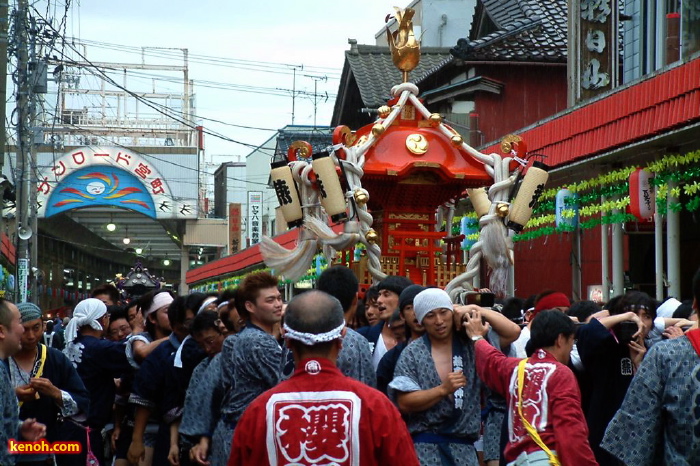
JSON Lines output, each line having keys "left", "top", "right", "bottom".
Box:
{"left": 10, "top": 302, "right": 89, "bottom": 466}
{"left": 389, "top": 288, "right": 520, "bottom": 466}
{"left": 63, "top": 298, "right": 133, "bottom": 466}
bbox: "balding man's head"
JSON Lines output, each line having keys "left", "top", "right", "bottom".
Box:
{"left": 284, "top": 290, "right": 344, "bottom": 338}
{"left": 283, "top": 290, "right": 346, "bottom": 360}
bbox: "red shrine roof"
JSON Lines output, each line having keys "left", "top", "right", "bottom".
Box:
{"left": 356, "top": 99, "right": 492, "bottom": 186}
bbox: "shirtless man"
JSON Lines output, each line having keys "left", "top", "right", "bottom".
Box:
{"left": 390, "top": 288, "right": 520, "bottom": 466}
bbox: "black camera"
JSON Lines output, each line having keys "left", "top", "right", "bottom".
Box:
{"left": 613, "top": 321, "right": 638, "bottom": 345}
{"left": 465, "top": 292, "right": 495, "bottom": 308}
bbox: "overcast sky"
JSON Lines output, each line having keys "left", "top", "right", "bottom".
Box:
{"left": 64, "top": 0, "right": 406, "bottom": 164}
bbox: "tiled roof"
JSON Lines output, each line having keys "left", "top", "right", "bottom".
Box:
{"left": 346, "top": 44, "right": 453, "bottom": 108}
{"left": 273, "top": 126, "right": 333, "bottom": 162}
{"left": 451, "top": 0, "right": 567, "bottom": 62}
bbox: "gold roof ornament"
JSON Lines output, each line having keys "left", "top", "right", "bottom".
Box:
{"left": 386, "top": 7, "right": 420, "bottom": 82}
{"left": 500, "top": 134, "right": 523, "bottom": 154}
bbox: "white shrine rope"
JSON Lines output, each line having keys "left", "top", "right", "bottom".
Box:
{"left": 282, "top": 322, "right": 346, "bottom": 345}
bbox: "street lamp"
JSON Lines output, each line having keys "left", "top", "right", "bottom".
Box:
{"left": 106, "top": 213, "right": 116, "bottom": 231}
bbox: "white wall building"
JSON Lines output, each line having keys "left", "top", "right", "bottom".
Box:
{"left": 377, "top": 0, "right": 477, "bottom": 48}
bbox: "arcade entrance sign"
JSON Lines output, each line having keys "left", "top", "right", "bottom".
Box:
{"left": 36, "top": 147, "right": 197, "bottom": 219}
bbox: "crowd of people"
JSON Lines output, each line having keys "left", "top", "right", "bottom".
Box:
{"left": 0, "top": 266, "right": 698, "bottom": 466}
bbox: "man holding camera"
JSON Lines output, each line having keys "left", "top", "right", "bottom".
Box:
{"left": 575, "top": 291, "right": 655, "bottom": 465}
{"left": 601, "top": 268, "right": 700, "bottom": 465}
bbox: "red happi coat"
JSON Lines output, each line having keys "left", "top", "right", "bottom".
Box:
{"left": 474, "top": 340, "right": 598, "bottom": 465}
{"left": 229, "top": 357, "right": 419, "bottom": 466}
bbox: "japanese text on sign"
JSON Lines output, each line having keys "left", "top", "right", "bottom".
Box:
{"left": 248, "top": 191, "right": 263, "bottom": 245}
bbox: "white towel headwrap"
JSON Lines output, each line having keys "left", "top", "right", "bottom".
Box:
{"left": 65, "top": 298, "right": 108, "bottom": 344}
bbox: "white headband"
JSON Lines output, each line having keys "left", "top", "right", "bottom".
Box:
{"left": 197, "top": 297, "right": 218, "bottom": 314}
{"left": 283, "top": 322, "right": 345, "bottom": 345}
{"left": 144, "top": 293, "right": 174, "bottom": 319}
{"left": 216, "top": 301, "right": 229, "bottom": 310}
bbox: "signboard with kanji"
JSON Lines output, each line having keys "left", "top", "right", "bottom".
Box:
{"left": 229, "top": 203, "right": 242, "bottom": 253}
{"left": 247, "top": 191, "right": 263, "bottom": 246}
{"left": 577, "top": 0, "right": 618, "bottom": 102}
{"left": 36, "top": 147, "right": 198, "bottom": 219}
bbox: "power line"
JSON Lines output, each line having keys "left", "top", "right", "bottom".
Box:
{"left": 68, "top": 37, "right": 343, "bottom": 77}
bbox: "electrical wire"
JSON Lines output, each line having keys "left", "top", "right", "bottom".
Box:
{"left": 30, "top": 6, "right": 335, "bottom": 154}
{"left": 68, "top": 37, "right": 343, "bottom": 78}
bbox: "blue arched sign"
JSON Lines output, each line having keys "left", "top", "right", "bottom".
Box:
{"left": 36, "top": 147, "right": 197, "bottom": 219}
{"left": 46, "top": 166, "right": 156, "bottom": 218}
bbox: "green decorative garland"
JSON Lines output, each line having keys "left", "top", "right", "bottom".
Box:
{"left": 451, "top": 149, "right": 700, "bottom": 243}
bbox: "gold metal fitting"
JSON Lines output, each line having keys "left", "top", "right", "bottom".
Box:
{"left": 365, "top": 229, "right": 379, "bottom": 244}
{"left": 496, "top": 203, "right": 510, "bottom": 217}
{"left": 378, "top": 106, "right": 391, "bottom": 118}
{"left": 353, "top": 189, "right": 369, "bottom": 205}
{"left": 429, "top": 113, "right": 442, "bottom": 126}
{"left": 371, "top": 124, "right": 385, "bottom": 137}
{"left": 451, "top": 135, "right": 463, "bottom": 146}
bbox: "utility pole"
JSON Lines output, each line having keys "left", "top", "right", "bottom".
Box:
{"left": 28, "top": 14, "right": 41, "bottom": 304}
{"left": 14, "top": 0, "right": 31, "bottom": 302}
{"left": 289, "top": 64, "right": 303, "bottom": 124}
{"left": 13, "top": 0, "right": 42, "bottom": 303}
{"left": 304, "top": 75, "right": 328, "bottom": 128}
{"left": 0, "top": 1, "right": 9, "bottom": 246}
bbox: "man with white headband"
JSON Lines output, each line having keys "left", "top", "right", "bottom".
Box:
{"left": 63, "top": 298, "right": 132, "bottom": 466}
{"left": 126, "top": 290, "right": 174, "bottom": 368}
{"left": 229, "top": 290, "right": 419, "bottom": 465}
{"left": 112, "top": 290, "right": 173, "bottom": 466}
{"left": 390, "top": 288, "right": 521, "bottom": 466}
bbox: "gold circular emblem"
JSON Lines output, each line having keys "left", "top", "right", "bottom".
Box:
{"left": 406, "top": 134, "right": 429, "bottom": 155}
{"left": 289, "top": 140, "right": 311, "bottom": 158}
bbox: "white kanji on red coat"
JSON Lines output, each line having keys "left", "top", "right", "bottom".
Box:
{"left": 266, "top": 391, "right": 361, "bottom": 466}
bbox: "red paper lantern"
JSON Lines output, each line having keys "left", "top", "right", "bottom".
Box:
{"left": 629, "top": 168, "right": 655, "bottom": 219}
